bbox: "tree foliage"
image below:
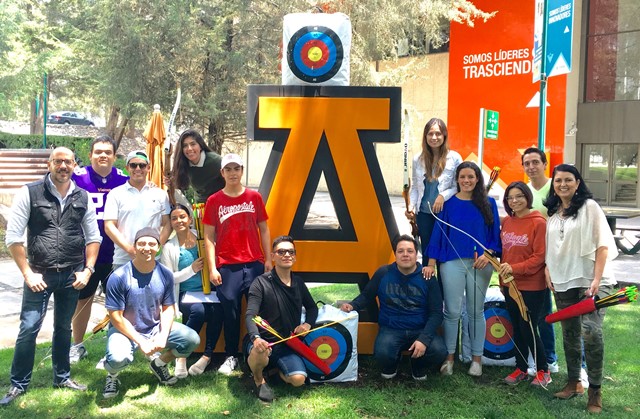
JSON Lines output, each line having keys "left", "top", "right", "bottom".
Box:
{"left": 0, "top": 0, "right": 493, "bottom": 150}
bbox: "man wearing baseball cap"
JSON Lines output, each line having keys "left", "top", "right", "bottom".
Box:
{"left": 196, "top": 153, "right": 272, "bottom": 376}
{"left": 101, "top": 227, "right": 200, "bottom": 399}
{"left": 104, "top": 150, "right": 172, "bottom": 267}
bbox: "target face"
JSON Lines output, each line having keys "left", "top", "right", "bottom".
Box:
{"left": 287, "top": 26, "right": 344, "bottom": 83}
{"left": 303, "top": 321, "right": 353, "bottom": 380}
{"left": 483, "top": 301, "right": 515, "bottom": 360}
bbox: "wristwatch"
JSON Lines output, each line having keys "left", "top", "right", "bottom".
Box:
{"left": 250, "top": 334, "right": 261, "bottom": 343}
{"left": 85, "top": 265, "right": 95, "bottom": 275}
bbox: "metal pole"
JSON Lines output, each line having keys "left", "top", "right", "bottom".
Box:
{"left": 478, "top": 108, "right": 485, "bottom": 167}
{"left": 43, "top": 72, "right": 48, "bottom": 149}
{"left": 537, "top": 0, "right": 549, "bottom": 150}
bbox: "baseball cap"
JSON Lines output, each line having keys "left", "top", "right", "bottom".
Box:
{"left": 126, "top": 150, "right": 149, "bottom": 165}
{"left": 221, "top": 153, "right": 244, "bottom": 168}
{"left": 134, "top": 227, "right": 160, "bottom": 245}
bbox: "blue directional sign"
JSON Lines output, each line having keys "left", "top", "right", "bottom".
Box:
{"left": 546, "top": 0, "right": 573, "bottom": 77}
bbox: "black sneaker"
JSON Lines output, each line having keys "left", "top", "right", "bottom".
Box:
{"left": 256, "top": 382, "right": 274, "bottom": 402}
{"left": 0, "top": 386, "right": 24, "bottom": 407}
{"left": 103, "top": 375, "right": 120, "bottom": 399}
{"left": 150, "top": 359, "right": 178, "bottom": 385}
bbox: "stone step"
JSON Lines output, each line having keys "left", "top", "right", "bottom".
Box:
{"left": 0, "top": 149, "right": 51, "bottom": 158}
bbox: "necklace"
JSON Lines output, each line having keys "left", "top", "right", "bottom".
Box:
{"left": 558, "top": 214, "right": 568, "bottom": 240}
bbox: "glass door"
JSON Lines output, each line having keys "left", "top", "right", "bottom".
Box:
{"left": 582, "top": 144, "right": 639, "bottom": 207}
{"left": 582, "top": 144, "right": 610, "bottom": 204}
{"left": 611, "top": 144, "right": 639, "bottom": 206}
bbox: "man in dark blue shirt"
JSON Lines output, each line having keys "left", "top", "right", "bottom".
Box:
{"left": 341, "top": 234, "right": 446, "bottom": 380}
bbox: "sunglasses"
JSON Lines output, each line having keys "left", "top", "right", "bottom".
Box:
{"left": 129, "top": 162, "right": 148, "bottom": 169}
{"left": 275, "top": 249, "right": 296, "bottom": 256}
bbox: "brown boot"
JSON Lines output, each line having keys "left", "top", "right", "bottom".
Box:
{"left": 587, "top": 388, "right": 602, "bottom": 414}
{"left": 554, "top": 381, "right": 585, "bottom": 399}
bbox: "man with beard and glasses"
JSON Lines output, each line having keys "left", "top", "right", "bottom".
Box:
{"left": 1, "top": 147, "right": 101, "bottom": 406}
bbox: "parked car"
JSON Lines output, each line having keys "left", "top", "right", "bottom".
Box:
{"left": 48, "top": 111, "right": 95, "bottom": 126}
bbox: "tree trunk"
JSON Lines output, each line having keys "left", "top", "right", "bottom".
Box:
{"left": 29, "top": 98, "right": 37, "bottom": 135}
{"left": 207, "top": 120, "right": 223, "bottom": 154}
{"left": 114, "top": 117, "right": 130, "bottom": 151}
{"left": 105, "top": 105, "right": 121, "bottom": 139}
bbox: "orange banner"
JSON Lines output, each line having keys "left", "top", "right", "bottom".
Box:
{"left": 448, "top": 0, "right": 566, "bottom": 185}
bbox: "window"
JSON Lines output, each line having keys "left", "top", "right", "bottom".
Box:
{"left": 585, "top": 0, "right": 640, "bottom": 102}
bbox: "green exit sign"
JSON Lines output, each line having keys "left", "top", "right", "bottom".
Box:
{"left": 484, "top": 110, "right": 499, "bottom": 140}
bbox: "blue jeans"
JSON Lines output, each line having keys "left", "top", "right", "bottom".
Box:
{"left": 440, "top": 259, "right": 492, "bottom": 356}
{"left": 104, "top": 322, "right": 200, "bottom": 375}
{"left": 374, "top": 326, "right": 447, "bottom": 377}
{"left": 538, "top": 288, "right": 558, "bottom": 364}
{"left": 10, "top": 264, "right": 83, "bottom": 390}
{"left": 178, "top": 292, "right": 223, "bottom": 357}
{"left": 217, "top": 261, "right": 264, "bottom": 357}
{"left": 416, "top": 211, "right": 436, "bottom": 265}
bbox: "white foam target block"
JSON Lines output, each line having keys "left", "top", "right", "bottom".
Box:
{"left": 282, "top": 13, "right": 351, "bottom": 86}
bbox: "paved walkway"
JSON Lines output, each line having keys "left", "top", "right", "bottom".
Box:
{"left": 1, "top": 193, "right": 639, "bottom": 349}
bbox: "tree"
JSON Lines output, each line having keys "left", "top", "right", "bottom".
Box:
{"left": 0, "top": 0, "right": 493, "bottom": 149}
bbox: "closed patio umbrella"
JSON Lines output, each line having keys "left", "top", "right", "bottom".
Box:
{"left": 144, "top": 104, "right": 167, "bottom": 188}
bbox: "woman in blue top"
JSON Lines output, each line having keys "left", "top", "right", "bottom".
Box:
{"left": 407, "top": 118, "right": 462, "bottom": 266}
{"left": 160, "top": 204, "right": 222, "bottom": 378}
{"left": 424, "top": 161, "right": 501, "bottom": 377}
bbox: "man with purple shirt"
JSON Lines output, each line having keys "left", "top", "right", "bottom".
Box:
{"left": 70, "top": 136, "right": 128, "bottom": 363}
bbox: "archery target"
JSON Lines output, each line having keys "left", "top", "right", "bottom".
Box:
{"left": 282, "top": 13, "right": 351, "bottom": 86}
{"left": 483, "top": 301, "right": 516, "bottom": 360}
{"left": 303, "top": 321, "right": 353, "bottom": 381}
{"left": 287, "top": 27, "right": 343, "bottom": 83}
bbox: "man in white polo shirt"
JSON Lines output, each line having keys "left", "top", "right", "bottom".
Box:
{"left": 104, "top": 150, "right": 171, "bottom": 267}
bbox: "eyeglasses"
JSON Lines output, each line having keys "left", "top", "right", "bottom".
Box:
{"left": 128, "top": 163, "right": 148, "bottom": 169}
{"left": 275, "top": 249, "right": 296, "bottom": 256}
{"left": 50, "top": 159, "right": 74, "bottom": 166}
{"left": 506, "top": 194, "right": 526, "bottom": 202}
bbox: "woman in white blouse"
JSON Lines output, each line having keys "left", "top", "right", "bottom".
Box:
{"left": 161, "top": 204, "right": 222, "bottom": 378}
{"left": 543, "top": 164, "right": 617, "bottom": 414}
{"left": 406, "top": 118, "right": 462, "bottom": 271}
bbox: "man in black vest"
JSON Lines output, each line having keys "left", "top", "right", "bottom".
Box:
{"left": 1, "top": 147, "right": 102, "bottom": 407}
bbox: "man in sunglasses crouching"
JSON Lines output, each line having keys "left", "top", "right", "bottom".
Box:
{"left": 244, "top": 236, "right": 318, "bottom": 403}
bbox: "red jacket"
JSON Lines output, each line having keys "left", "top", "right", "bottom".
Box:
{"left": 500, "top": 210, "right": 547, "bottom": 291}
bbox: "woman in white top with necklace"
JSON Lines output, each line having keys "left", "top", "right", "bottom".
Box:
{"left": 543, "top": 164, "right": 617, "bottom": 414}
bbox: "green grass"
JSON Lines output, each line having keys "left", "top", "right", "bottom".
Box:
{"left": 1, "top": 288, "right": 639, "bottom": 418}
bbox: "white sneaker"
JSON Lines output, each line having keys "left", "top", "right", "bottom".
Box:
{"left": 69, "top": 344, "right": 88, "bottom": 364}
{"left": 527, "top": 367, "right": 536, "bottom": 377}
{"left": 580, "top": 367, "right": 589, "bottom": 389}
{"left": 188, "top": 356, "right": 211, "bottom": 376}
{"left": 468, "top": 361, "right": 482, "bottom": 377}
{"left": 548, "top": 361, "right": 559, "bottom": 373}
{"left": 175, "top": 357, "right": 188, "bottom": 379}
{"left": 95, "top": 356, "right": 106, "bottom": 370}
{"left": 217, "top": 356, "right": 238, "bottom": 376}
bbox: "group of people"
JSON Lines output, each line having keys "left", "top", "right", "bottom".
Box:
{"left": 0, "top": 121, "right": 618, "bottom": 413}
{"left": 400, "top": 119, "right": 616, "bottom": 414}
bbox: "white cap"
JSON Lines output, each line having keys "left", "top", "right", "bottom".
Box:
{"left": 221, "top": 153, "right": 244, "bottom": 168}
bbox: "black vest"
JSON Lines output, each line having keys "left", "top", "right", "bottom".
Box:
{"left": 26, "top": 175, "right": 88, "bottom": 270}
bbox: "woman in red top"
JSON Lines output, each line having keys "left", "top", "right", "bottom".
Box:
{"left": 201, "top": 153, "right": 272, "bottom": 376}
{"left": 499, "top": 181, "right": 550, "bottom": 386}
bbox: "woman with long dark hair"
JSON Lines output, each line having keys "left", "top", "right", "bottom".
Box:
{"left": 499, "top": 181, "right": 549, "bottom": 386}
{"left": 544, "top": 164, "right": 617, "bottom": 413}
{"left": 425, "top": 161, "right": 501, "bottom": 377}
{"left": 160, "top": 204, "right": 222, "bottom": 377}
{"left": 406, "top": 118, "right": 462, "bottom": 266}
{"left": 170, "top": 129, "right": 224, "bottom": 204}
